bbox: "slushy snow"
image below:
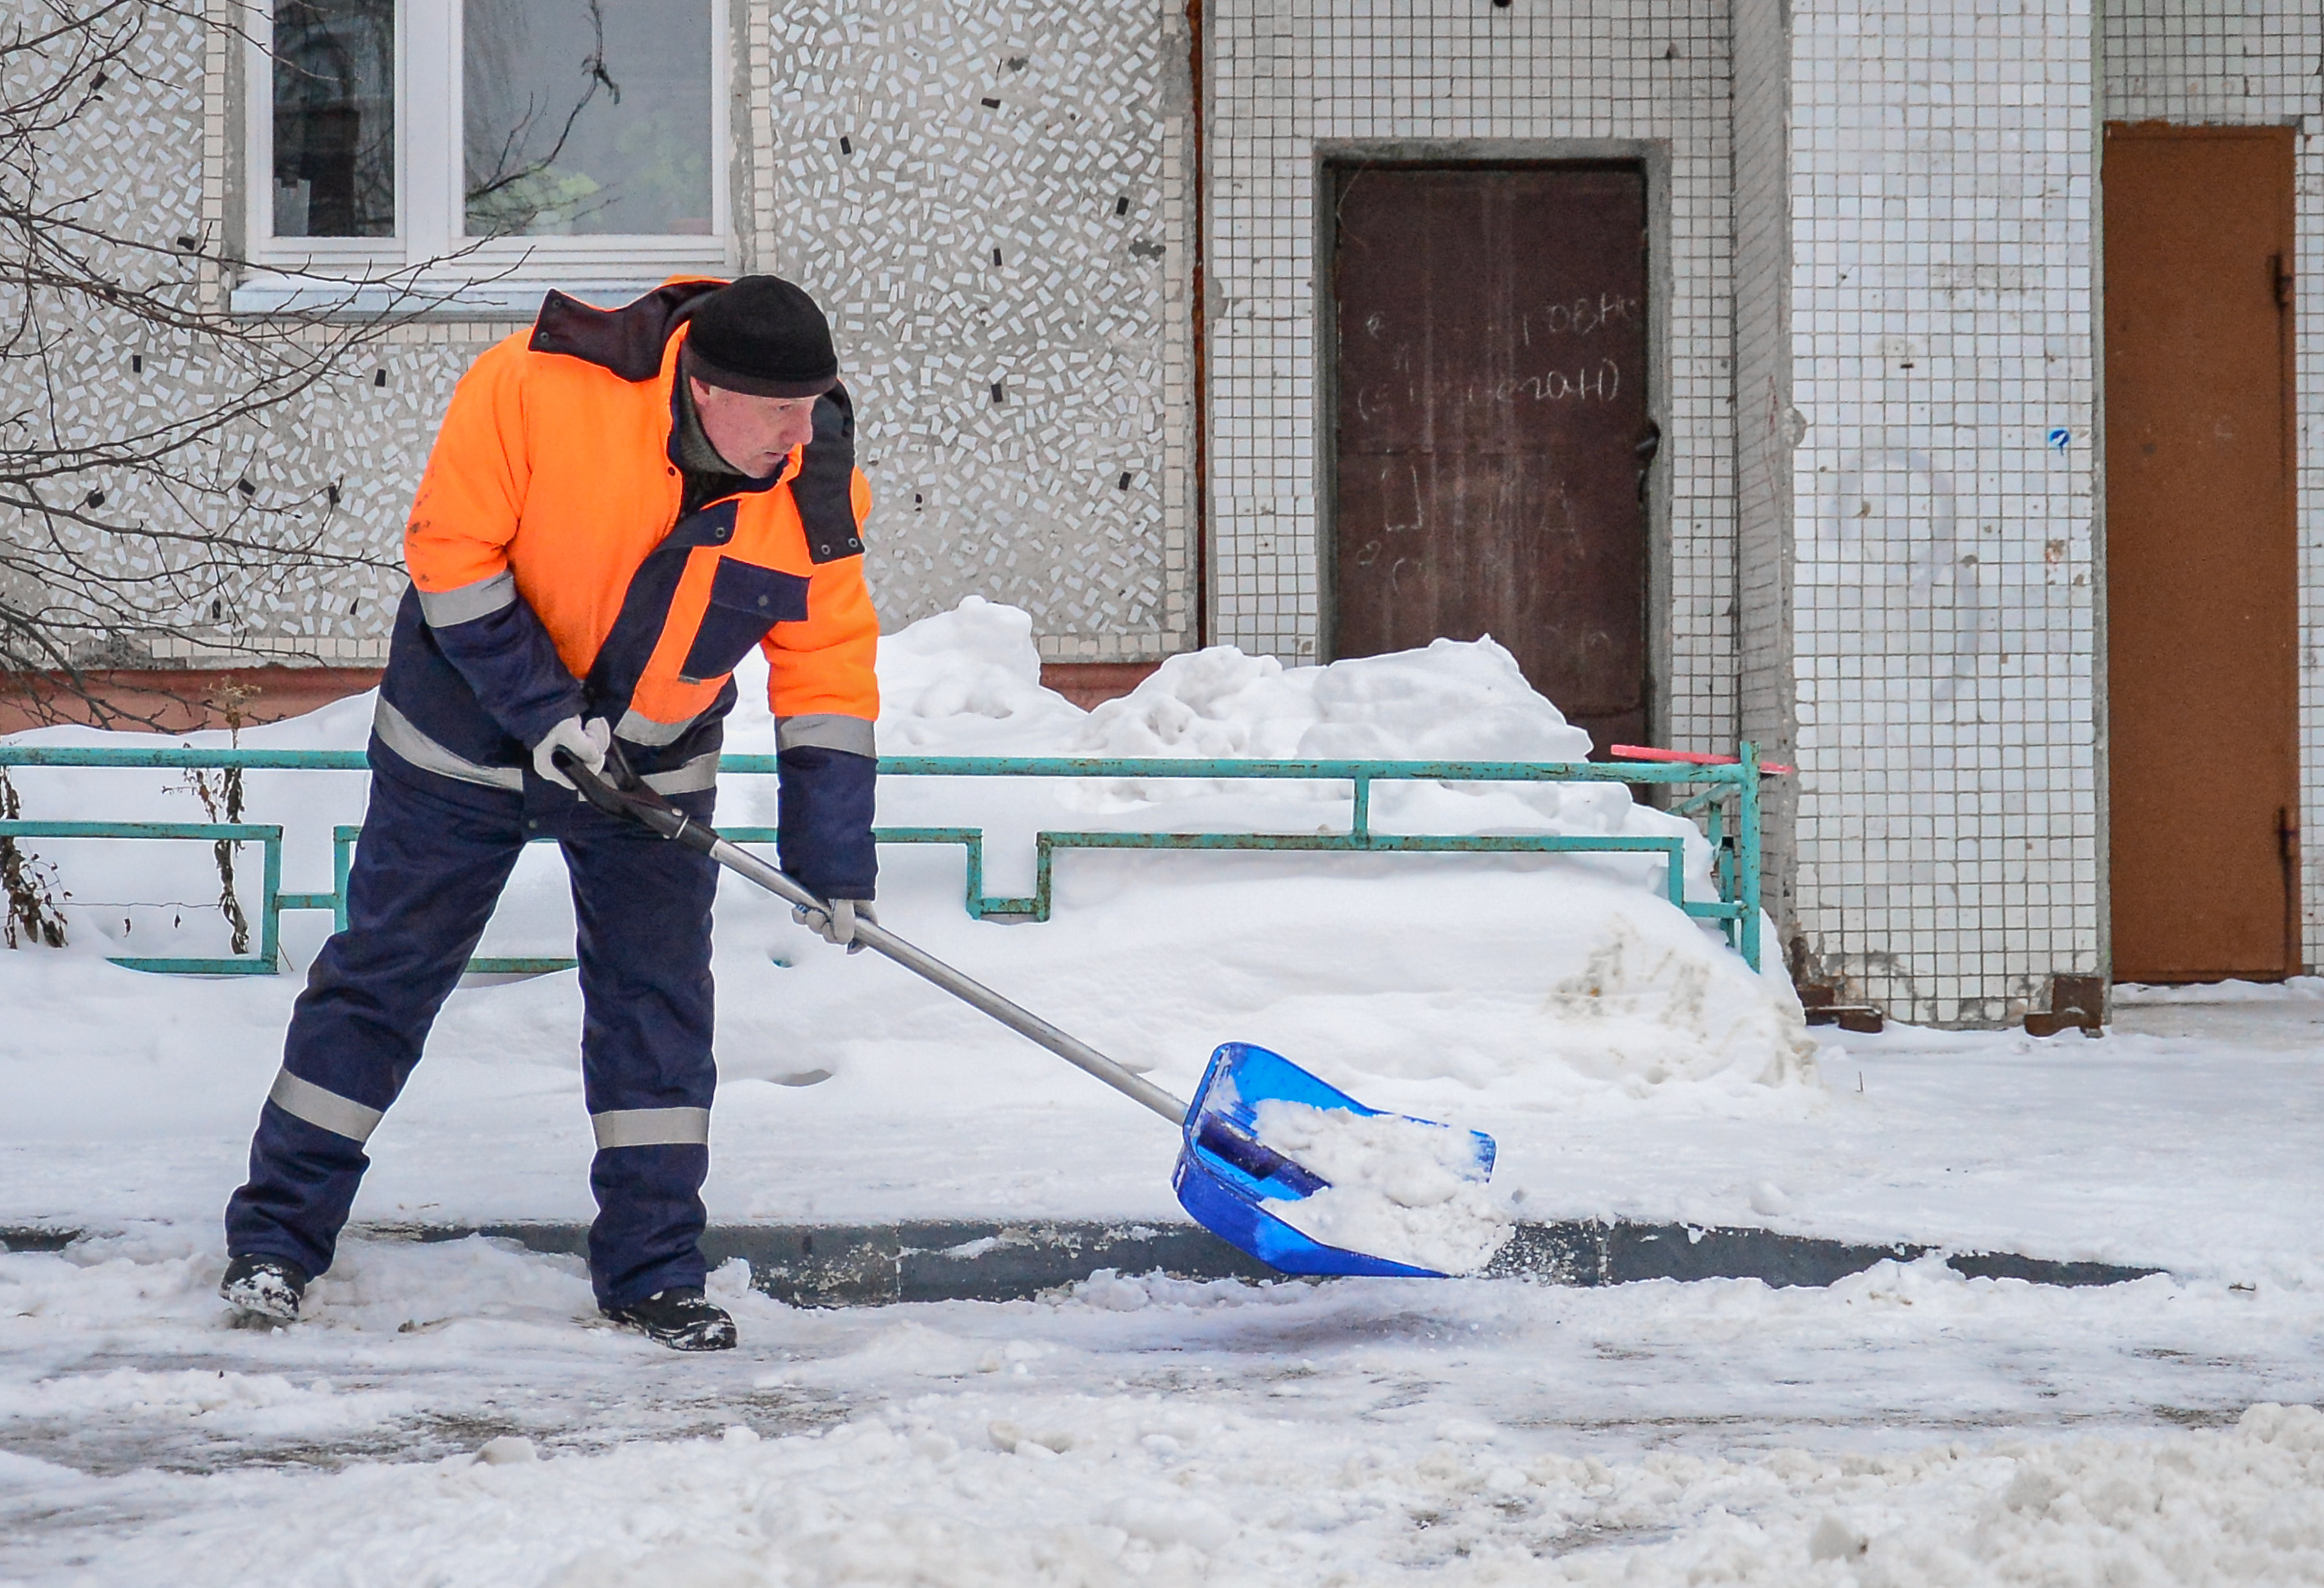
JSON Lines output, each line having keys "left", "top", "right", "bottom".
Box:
{"left": 1253, "top": 1099, "right": 1513, "bottom": 1275}
{"left": 4, "top": 1227, "right": 2324, "bottom": 1586}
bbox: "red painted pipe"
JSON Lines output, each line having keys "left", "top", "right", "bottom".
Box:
{"left": 1611, "top": 744, "right": 1796, "bottom": 776}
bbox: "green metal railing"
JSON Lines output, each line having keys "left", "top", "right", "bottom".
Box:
{"left": 0, "top": 744, "right": 1767, "bottom": 975}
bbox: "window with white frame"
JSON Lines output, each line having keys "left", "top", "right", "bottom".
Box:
{"left": 243, "top": 0, "right": 729, "bottom": 309}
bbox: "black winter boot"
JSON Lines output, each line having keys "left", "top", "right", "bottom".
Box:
{"left": 220, "top": 1254, "right": 309, "bottom": 1323}
{"left": 602, "top": 1288, "right": 736, "bottom": 1351}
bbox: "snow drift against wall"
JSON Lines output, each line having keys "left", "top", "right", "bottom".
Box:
{"left": 759, "top": 596, "right": 1812, "bottom": 1101}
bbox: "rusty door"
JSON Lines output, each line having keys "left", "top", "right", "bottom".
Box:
{"left": 1329, "top": 164, "right": 1653, "bottom": 749}
{"left": 2104, "top": 124, "right": 2299, "bottom": 982}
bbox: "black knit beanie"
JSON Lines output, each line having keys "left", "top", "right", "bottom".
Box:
{"left": 681, "top": 276, "right": 839, "bottom": 398}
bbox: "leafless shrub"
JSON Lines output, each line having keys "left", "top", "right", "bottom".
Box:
{"left": 0, "top": 767, "right": 71, "bottom": 945}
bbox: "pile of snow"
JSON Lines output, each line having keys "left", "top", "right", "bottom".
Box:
{"left": 0, "top": 598, "right": 1816, "bottom": 1231}
{"left": 860, "top": 596, "right": 1087, "bottom": 754}
{"left": 1253, "top": 1100, "right": 1512, "bottom": 1275}
{"left": 1074, "top": 622, "right": 1635, "bottom": 842}
{"left": 1078, "top": 635, "right": 1588, "bottom": 764}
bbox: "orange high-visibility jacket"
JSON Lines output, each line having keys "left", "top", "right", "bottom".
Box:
{"left": 369, "top": 280, "right": 881, "bottom": 898}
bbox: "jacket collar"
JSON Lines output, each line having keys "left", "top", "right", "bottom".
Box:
{"left": 526, "top": 277, "right": 728, "bottom": 382}
{"left": 528, "top": 277, "right": 803, "bottom": 503}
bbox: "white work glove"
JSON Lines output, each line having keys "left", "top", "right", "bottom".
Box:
{"left": 793, "top": 897, "right": 876, "bottom": 953}
{"left": 533, "top": 715, "right": 612, "bottom": 790}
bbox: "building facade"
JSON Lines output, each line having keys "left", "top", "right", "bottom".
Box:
{"left": 7, "top": 0, "right": 2321, "bottom": 1025}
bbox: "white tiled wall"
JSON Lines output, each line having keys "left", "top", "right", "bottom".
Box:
{"left": 1733, "top": 0, "right": 1799, "bottom": 931}
{"left": 1205, "top": 0, "right": 1743, "bottom": 755}
{"left": 2104, "top": 0, "right": 2324, "bottom": 969}
{"left": 1787, "top": 0, "right": 2102, "bottom": 1023}
{"left": 757, "top": 0, "right": 1199, "bottom": 661}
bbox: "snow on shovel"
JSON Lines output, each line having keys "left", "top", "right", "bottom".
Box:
{"left": 558, "top": 752, "right": 1507, "bottom": 1279}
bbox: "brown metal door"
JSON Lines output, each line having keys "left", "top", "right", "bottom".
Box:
{"left": 2104, "top": 124, "right": 2299, "bottom": 983}
{"left": 1329, "top": 164, "right": 1653, "bottom": 749}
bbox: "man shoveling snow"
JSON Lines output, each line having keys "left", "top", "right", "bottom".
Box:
{"left": 221, "top": 277, "right": 882, "bottom": 1350}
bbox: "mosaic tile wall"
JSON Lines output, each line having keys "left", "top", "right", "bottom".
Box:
{"left": 1203, "top": 0, "right": 1743, "bottom": 757}
{"left": 107, "top": 327, "right": 504, "bottom": 668}
{"left": 1787, "top": 0, "right": 2102, "bottom": 1024}
{"left": 2102, "top": 1, "right": 2324, "bottom": 968}
{"left": 7, "top": 0, "right": 1195, "bottom": 669}
{"left": 754, "top": 0, "right": 1198, "bottom": 661}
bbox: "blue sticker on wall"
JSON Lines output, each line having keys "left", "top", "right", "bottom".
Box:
{"left": 2047, "top": 428, "right": 2071, "bottom": 452}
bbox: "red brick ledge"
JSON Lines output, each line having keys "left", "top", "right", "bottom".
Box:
{"left": 0, "top": 668, "right": 387, "bottom": 735}
{"left": 4, "top": 661, "right": 1164, "bottom": 735}
{"left": 1038, "top": 661, "right": 1161, "bottom": 711}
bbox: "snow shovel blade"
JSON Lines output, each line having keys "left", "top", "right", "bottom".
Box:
{"left": 1171, "top": 1041, "right": 1496, "bottom": 1279}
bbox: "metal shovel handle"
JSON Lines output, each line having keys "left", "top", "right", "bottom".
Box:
{"left": 554, "top": 749, "right": 1189, "bottom": 1127}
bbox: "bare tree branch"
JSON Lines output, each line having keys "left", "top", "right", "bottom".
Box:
{"left": 0, "top": 0, "right": 496, "bottom": 729}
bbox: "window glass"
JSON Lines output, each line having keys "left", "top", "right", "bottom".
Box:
{"left": 271, "top": 0, "right": 396, "bottom": 237}
{"left": 462, "top": 0, "right": 713, "bottom": 238}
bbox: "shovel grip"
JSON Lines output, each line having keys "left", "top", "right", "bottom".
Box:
{"left": 555, "top": 748, "right": 716, "bottom": 855}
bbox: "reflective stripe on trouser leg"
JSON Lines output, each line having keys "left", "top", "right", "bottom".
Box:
{"left": 591, "top": 1108, "right": 711, "bottom": 1149}
{"left": 268, "top": 1069, "right": 385, "bottom": 1142}
{"left": 564, "top": 787, "right": 721, "bottom": 1309}
{"left": 225, "top": 765, "right": 526, "bottom": 1281}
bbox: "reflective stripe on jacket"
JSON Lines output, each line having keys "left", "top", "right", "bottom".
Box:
{"left": 372, "top": 278, "right": 881, "bottom": 899}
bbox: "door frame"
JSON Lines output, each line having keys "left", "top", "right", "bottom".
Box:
{"left": 1311, "top": 139, "right": 1673, "bottom": 749}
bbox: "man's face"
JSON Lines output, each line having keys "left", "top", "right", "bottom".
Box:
{"left": 689, "top": 378, "right": 819, "bottom": 478}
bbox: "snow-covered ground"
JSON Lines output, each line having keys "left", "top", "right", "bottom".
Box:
{"left": 2, "top": 1223, "right": 2322, "bottom": 1584}
{"left": 2, "top": 601, "right": 2322, "bottom": 1582}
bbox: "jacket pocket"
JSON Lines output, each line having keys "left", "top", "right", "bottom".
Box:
{"left": 679, "top": 558, "right": 810, "bottom": 684}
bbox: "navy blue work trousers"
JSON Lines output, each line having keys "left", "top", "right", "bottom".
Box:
{"left": 224, "top": 756, "right": 721, "bottom": 1308}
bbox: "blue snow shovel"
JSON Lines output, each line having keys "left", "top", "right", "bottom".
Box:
{"left": 559, "top": 752, "right": 1498, "bottom": 1279}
